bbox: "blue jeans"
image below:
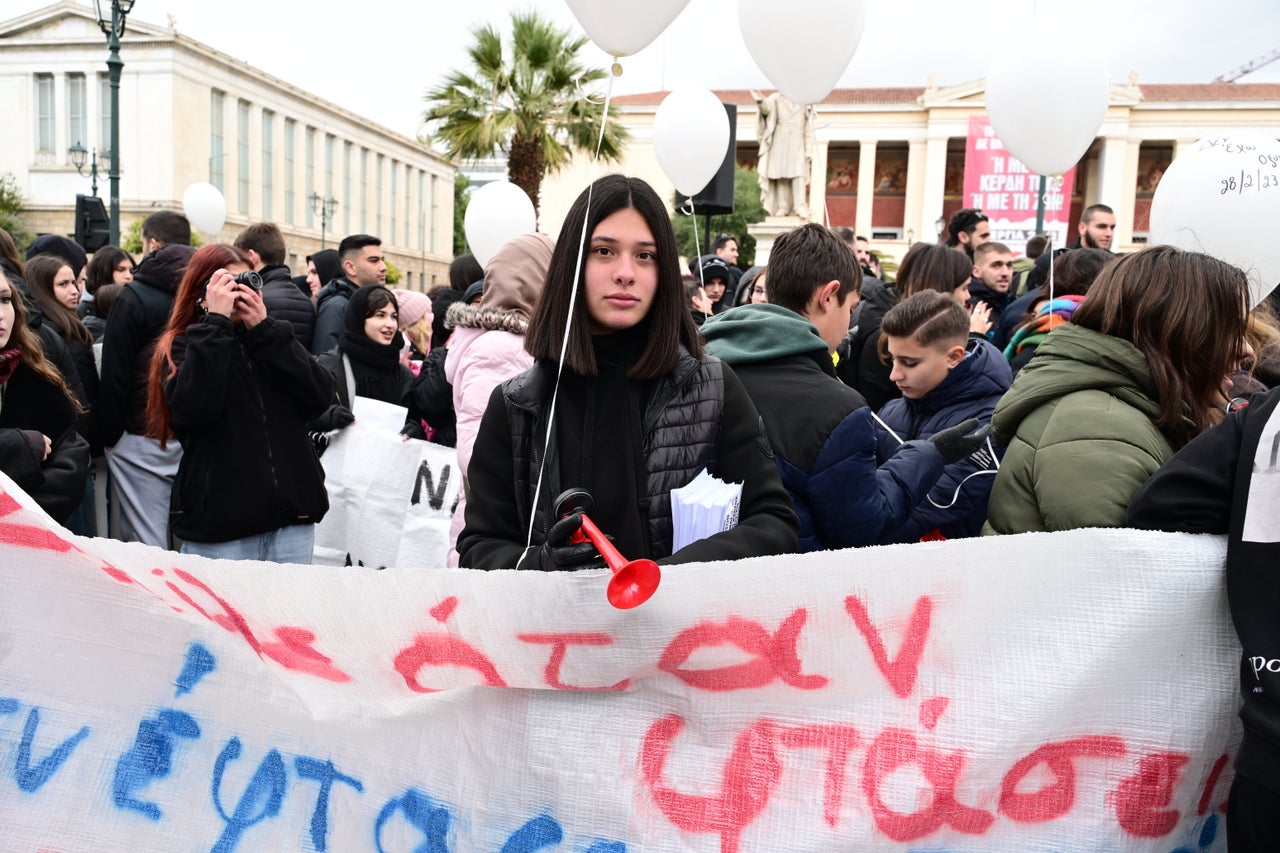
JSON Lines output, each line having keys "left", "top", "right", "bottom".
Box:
{"left": 181, "top": 524, "right": 315, "bottom": 565}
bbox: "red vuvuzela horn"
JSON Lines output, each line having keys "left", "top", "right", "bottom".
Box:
{"left": 555, "top": 488, "right": 661, "bottom": 609}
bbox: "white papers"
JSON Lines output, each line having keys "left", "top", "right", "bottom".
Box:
{"left": 352, "top": 395, "right": 408, "bottom": 434}
{"left": 671, "top": 468, "right": 742, "bottom": 552}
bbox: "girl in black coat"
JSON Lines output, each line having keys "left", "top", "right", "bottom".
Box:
{"left": 146, "top": 245, "right": 334, "bottom": 563}
{"left": 313, "top": 286, "right": 425, "bottom": 439}
{"left": 0, "top": 273, "right": 90, "bottom": 522}
{"left": 457, "top": 175, "right": 797, "bottom": 572}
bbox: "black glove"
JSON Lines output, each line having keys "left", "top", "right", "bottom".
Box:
{"left": 928, "top": 418, "right": 992, "bottom": 465}
{"left": 399, "top": 419, "right": 426, "bottom": 441}
{"left": 313, "top": 404, "right": 355, "bottom": 432}
{"left": 516, "top": 513, "right": 601, "bottom": 572}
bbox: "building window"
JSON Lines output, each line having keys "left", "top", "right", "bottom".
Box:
{"left": 390, "top": 161, "right": 398, "bottom": 247}
{"left": 261, "top": 110, "right": 274, "bottom": 221}
{"left": 360, "top": 149, "right": 368, "bottom": 233}
{"left": 324, "top": 134, "right": 335, "bottom": 218}
{"left": 343, "top": 142, "right": 353, "bottom": 234}
{"left": 66, "top": 74, "right": 87, "bottom": 156}
{"left": 98, "top": 74, "right": 113, "bottom": 158}
{"left": 376, "top": 154, "right": 384, "bottom": 236}
{"left": 305, "top": 127, "right": 316, "bottom": 227}
{"left": 284, "top": 119, "right": 296, "bottom": 225}
{"left": 210, "top": 90, "right": 225, "bottom": 191}
{"left": 35, "top": 74, "right": 55, "bottom": 153}
{"left": 429, "top": 174, "right": 438, "bottom": 253}
{"left": 418, "top": 171, "right": 425, "bottom": 250}
{"left": 237, "top": 99, "right": 250, "bottom": 215}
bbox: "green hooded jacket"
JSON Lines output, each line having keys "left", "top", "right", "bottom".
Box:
{"left": 983, "top": 322, "right": 1174, "bottom": 534}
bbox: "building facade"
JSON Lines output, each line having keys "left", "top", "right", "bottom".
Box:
{"left": 0, "top": 1, "right": 455, "bottom": 287}
{"left": 538, "top": 79, "right": 1280, "bottom": 258}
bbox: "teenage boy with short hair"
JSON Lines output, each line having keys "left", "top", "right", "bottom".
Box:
{"left": 702, "top": 224, "right": 989, "bottom": 551}
{"left": 875, "top": 290, "right": 1011, "bottom": 542}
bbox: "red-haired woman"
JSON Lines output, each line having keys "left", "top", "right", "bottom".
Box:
{"left": 0, "top": 271, "right": 90, "bottom": 521}
{"left": 146, "top": 244, "right": 334, "bottom": 562}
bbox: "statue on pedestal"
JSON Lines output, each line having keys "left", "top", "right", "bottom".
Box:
{"left": 752, "top": 90, "right": 816, "bottom": 218}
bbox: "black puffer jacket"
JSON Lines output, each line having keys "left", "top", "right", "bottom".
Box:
{"left": 458, "top": 329, "right": 798, "bottom": 570}
{"left": 258, "top": 264, "right": 316, "bottom": 353}
{"left": 164, "top": 314, "right": 333, "bottom": 543}
{"left": 98, "top": 244, "right": 196, "bottom": 444}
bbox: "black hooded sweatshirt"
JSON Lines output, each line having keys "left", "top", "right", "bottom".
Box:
{"left": 98, "top": 244, "right": 196, "bottom": 444}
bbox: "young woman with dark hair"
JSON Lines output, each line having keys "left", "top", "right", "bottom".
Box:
{"left": 457, "top": 174, "right": 797, "bottom": 571}
{"left": 146, "top": 244, "right": 334, "bottom": 562}
{"left": 27, "top": 254, "right": 101, "bottom": 533}
{"left": 984, "top": 245, "right": 1252, "bottom": 534}
{"left": 312, "top": 285, "right": 428, "bottom": 442}
{"left": 0, "top": 271, "right": 90, "bottom": 521}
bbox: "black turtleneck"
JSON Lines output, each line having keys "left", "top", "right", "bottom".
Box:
{"left": 553, "top": 324, "right": 653, "bottom": 559}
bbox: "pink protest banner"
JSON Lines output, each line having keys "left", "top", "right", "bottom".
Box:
{"left": 0, "top": 472, "right": 1240, "bottom": 851}
{"left": 963, "top": 116, "right": 1076, "bottom": 249}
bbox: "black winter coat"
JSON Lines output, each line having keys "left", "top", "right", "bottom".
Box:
{"left": 259, "top": 264, "right": 317, "bottom": 353}
{"left": 0, "top": 362, "right": 90, "bottom": 522}
{"left": 458, "top": 339, "right": 798, "bottom": 570}
{"left": 837, "top": 280, "right": 900, "bottom": 412}
{"left": 164, "top": 314, "right": 333, "bottom": 543}
{"left": 311, "top": 278, "right": 356, "bottom": 356}
{"left": 98, "top": 245, "right": 195, "bottom": 445}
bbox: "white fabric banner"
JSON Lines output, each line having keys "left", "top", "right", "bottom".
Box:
{"left": 0, "top": 472, "right": 1240, "bottom": 852}
{"left": 313, "top": 425, "right": 462, "bottom": 568}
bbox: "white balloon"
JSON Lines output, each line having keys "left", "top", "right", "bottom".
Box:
{"left": 985, "top": 37, "right": 1111, "bottom": 177}
{"left": 564, "top": 0, "right": 691, "bottom": 58}
{"left": 738, "top": 0, "right": 868, "bottom": 106}
{"left": 181, "top": 182, "right": 226, "bottom": 235}
{"left": 1150, "top": 134, "right": 1280, "bottom": 308}
{"left": 463, "top": 181, "right": 537, "bottom": 268}
{"left": 653, "top": 89, "right": 731, "bottom": 198}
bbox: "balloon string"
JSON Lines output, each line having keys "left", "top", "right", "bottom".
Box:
{"left": 524, "top": 69, "right": 617, "bottom": 554}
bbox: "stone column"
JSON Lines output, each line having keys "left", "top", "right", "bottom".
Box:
{"left": 809, "top": 139, "right": 829, "bottom": 226}
{"left": 1097, "top": 136, "right": 1139, "bottom": 245}
{"left": 922, "top": 136, "right": 949, "bottom": 240}
{"left": 904, "top": 139, "right": 928, "bottom": 242}
{"left": 855, "top": 140, "right": 877, "bottom": 235}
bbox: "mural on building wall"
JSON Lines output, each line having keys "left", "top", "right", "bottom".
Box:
{"left": 874, "top": 151, "right": 908, "bottom": 195}
{"left": 1136, "top": 146, "right": 1173, "bottom": 196}
{"left": 945, "top": 154, "right": 965, "bottom": 198}
{"left": 825, "top": 152, "right": 859, "bottom": 195}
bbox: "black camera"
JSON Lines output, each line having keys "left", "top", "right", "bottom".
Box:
{"left": 233, "top": 270, "right": 264, "bottom": 291}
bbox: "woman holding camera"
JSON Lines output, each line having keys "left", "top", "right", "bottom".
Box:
{"left": 145, "top": 244, "right": 334, "bottom": 563}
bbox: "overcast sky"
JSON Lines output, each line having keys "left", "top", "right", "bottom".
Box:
{"left": 13, "top": 0, "right": 1280, "bottom": 139}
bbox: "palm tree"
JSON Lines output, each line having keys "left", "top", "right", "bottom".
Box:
{"left": 423, "top": 12, "right": 627, "bottom": 216}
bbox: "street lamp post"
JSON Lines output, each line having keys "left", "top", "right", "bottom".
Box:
{"left": 310, "top": 192, "right": 338, "bottom": 249}
{"left": 68, "top": 142, "right": 100, "bottom": 197}
{"left": 94, "top": 0, "right": 135, "bottom": 247}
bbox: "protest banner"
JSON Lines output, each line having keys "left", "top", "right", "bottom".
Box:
{"left": 313, "top": 425, "right": 462, "bottom": 569}
{"left": 0, "top": 472, "right": 1241, "bottom": 852}
{"left": 963, "top": 116, "right": 1076, "bottom": 249}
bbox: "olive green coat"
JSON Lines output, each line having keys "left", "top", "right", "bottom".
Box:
{"left": 982, "top": 323, "right": 1174, "bottom": 534}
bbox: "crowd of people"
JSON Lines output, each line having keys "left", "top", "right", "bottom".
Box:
{"left": 2, "top": 179, "right": 1277, "bottom": 847}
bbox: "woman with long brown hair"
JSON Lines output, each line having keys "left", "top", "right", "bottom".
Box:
{"left": 457, "top": 175, "right": 796, "bottom": 571}
{"left": 984, "top": 245, "right": 1252, "bottom": 534}
{"left": 146, "top": 244, "right": 334, "bottom": 562}
{"left": 0, "top": 270, "right": 89, "bottom": 521}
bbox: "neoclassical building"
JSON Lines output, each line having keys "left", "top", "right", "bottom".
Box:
{"left": 538, "top": 78, "right": 1280, "bottom": 256}
{"left": 0, "top": 1, "right": 455, "bottom": 287}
